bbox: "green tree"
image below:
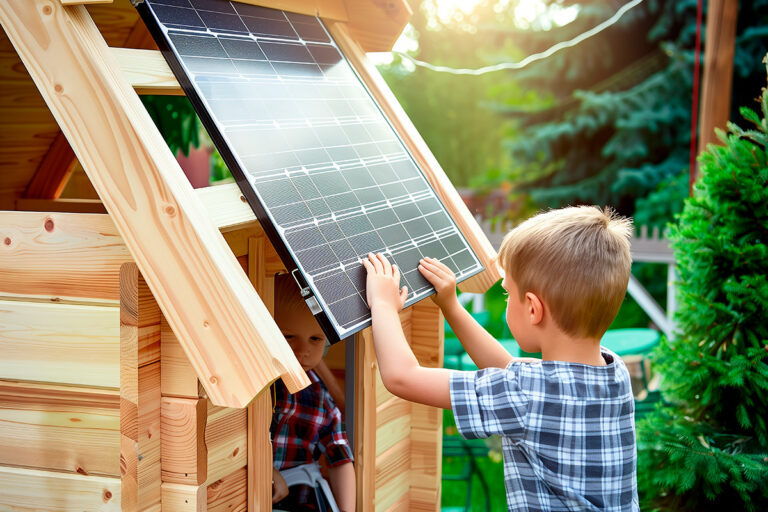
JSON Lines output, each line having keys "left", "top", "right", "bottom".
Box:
{"left": 486, "top": 0, "right": 768, "bottom": 220}
{"left": 141, "top": 95, "right": 199, "bottom": 157}
{"left": 636, "top": 69, "right": 768, "bottom": 511}
{"left": 378, "top": 1, "right": 535, "bottom": 188}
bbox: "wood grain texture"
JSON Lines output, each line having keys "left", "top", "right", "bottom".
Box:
{"left": 329, "top": 22, "right": 500, "bottom": 293}
{"left": 23, "top": 131, "right": 77, "bottom": 199}
{"left": 111, "top": 47, "right": 183, "bottom": 95}
{"left": 408, "top": 299, "right": 442, "bottom": 511}
{"left": 15, "top": 197, "right": 107, "bottom": 213}
{"left": 161, "top": 397, "right": 207, "bottom": 485}
{"left": 354, "top": 328, "right": 376, "bottom": 512}
{"left": 375, "top": 398, "right": 410, "bottom": 457}
{"left": 161, "top": 317, "right": 200, "bottom": 399}
{"left": 161, "top": 483, "right": 206, "bottom": 512}
{"left": 120, "top": 263, "right": 161, "bottom": 511}
{"left": 248, "top": 235, "right": 277, "bottom": 512}
{"left": 205, "top": 404, "right": 248, "bottom": 486}
{"left": 0, "top": 381, "right": 120, "bottom": 477}
{"left": 0, "top": 299, "right": 119, "bottom": 387}
{"left": 375, "top": 438, "right": 411, "bottom": 511}
{"left": 697, "top": 0, "right": 738, "bottom": 158}
{"left": 342, "top": 0, "right": 411, "bottom": 52}
{"left": 0, "top": 465, "right": 121, "bottom": 511}
{"left": 0, "top": 0, "right": 308, "bottom": 407}
{"left": 196, "top": 183, "right": 256, "bottom": 233}
{"left": 208, "top": 468, "right": 247, "bottom": 512}
{"left": 0, "top": 211, "right": 130, "bottom": 302}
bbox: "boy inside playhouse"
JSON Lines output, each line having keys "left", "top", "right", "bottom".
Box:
{"left": 271, "top": 274, "right": 356, "bottom": 511}
{"left": 363, "top": 206, "right": 639, "bottom": 511}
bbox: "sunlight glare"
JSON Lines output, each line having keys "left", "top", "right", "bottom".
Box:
{"left": 434, "top": 0, "right": 484, "bottom": 24}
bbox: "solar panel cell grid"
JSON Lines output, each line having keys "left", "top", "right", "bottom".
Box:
{"left": 138, "top": 0, "right": 483, "bottom": 342}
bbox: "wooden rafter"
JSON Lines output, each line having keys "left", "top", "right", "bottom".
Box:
{"left": 23, "top": 131, "right": 77, "bottom": 199}
{"left": 22, "top": 11, "right": 158, "bottom": 200}
{"left": 330, "top": 21, "right": 501, "bottom": 293}
{"left": 0, "top": 0, "right": 308, "bottom": 407}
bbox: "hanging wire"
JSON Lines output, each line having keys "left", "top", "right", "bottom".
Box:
{"left": 392, "top": 0, "right": 645, "bottom": 76}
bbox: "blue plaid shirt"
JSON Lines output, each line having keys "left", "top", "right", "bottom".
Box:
{"left": 450, "top": 348, "right": 639, "bottom": 511}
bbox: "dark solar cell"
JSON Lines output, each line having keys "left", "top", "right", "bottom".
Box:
{"left": 138, "top": 0, "right": 483, "bottom": 342}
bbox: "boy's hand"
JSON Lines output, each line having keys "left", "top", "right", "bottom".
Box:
{"left": 363, "top": 253, "right": 408, "bottom": 313}
{"left": 272, "top": 467, "right": 288, "bottom": 504}
{"left": 418, "top": 257, "right": 459, "bottom": 310}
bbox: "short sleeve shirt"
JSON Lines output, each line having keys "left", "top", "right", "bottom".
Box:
{"left": 271, "top": 370, "right": 353, "bottom": 470}
{"left": 450, "top": 349, "right": 639, "bottom": 511}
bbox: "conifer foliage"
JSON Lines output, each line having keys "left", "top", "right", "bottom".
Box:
{"left": 636, "top": 65, "right": 768, "bottom": 511}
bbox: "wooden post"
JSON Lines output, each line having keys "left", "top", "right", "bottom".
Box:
{"left": 248, "top": 235, "right": 277, "bottom": 512}
{"left": 354, "top": 328, "right": 377, "bottom": 511}
{"left": 408, "top": 300, "right": 443, "bottom": 511}
{"left": 697, "top": 0, "right": 739, "bottom": 166}
{"left": 120, "top": 262, "right": 161, "bottom": 511}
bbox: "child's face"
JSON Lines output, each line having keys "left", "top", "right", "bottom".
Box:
{"left": 501, "top": 276, "right": 541, "bottom": 354}
{"left": 276, "top": 304, "right": 326, "bottom": 371}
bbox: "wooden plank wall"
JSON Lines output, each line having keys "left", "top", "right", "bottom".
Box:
{"left": 0, "top": 210, "right": 284, "bottom": 510}
{"left": 0, "top": 211, "right": 124, "bottom": 510}
{"left": 355, "top": 300, "right": 443, "bottom": 512}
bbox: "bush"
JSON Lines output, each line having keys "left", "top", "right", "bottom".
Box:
{"left": 636, "top": 61, "right": 768, "bottom": 511}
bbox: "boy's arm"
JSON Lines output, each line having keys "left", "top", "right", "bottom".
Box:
{"left": 363, "top": 253, "right": 452, "bottom": 410}
{"left": 418, "top": 257, "right": 514, "bottom": 369}
{"left": 314, "top": 359, "right": 345, "bottom": 416}
{"left": 327, "top": 462, "right": 356, "bottom": 512}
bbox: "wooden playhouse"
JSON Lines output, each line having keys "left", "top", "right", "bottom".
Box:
{"left": 0, "top": 0, "right": 500, "bottom": 510}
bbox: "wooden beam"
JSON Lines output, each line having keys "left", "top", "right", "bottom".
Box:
{"left": 354, "top": 328, "right": 377, "bottom": 511}
{"left": 248, "top": 235, "right": 277, "bottom": 512}
{"left": 0, "top": 211, "right": 130, "bottom": 302}
{"left": 162, "top": 483, "right": 207, "bottom": 512}
{"left": 205, "top": 404, "right": 248, "bottom": 486}
{"left": 196, "top": 183, "right": 257, "bottom": 233}
{"left": 23, "top": 131, "right": 77, "bottom": 199}
{"left": 208, "top": 468, "right": 248, "bottom": 512}
{"left": 15, "top": 197, "right": 107, "bottom": 213}
{"left": 111, "top": 47, "right": 183, "bottom": 95}
{"left": 161, "top": 317, "right": 200, "bottom": 399}
{"left": 230, "top": 0, "right": 348, "bottom": 21}
{"left": 0, "top": 465, "right": 121, "bottom": 511}
{"left": 0, "top": 0, "right": 308, "bottom": 407}
{"left": 0, "top": 381, "right": 120, "bottom": 477}
{"left": 342, "top": 0, "right": 411, "bottom": 52}
{"left": 161, "top": 397, "right": 207, "bottom": 485}
{"left": 120, "top": 263, "right": 162, "bottom": 511}
{"left": 61, "top": 0, "right": 114, "bottom": 5}
{"left": 697, "top": 0, "right": 739, "bottom": 160}
{"left": 0, "top": 299, "right": 119, "bottom": 388}
{"left": 329, "top": 22, "right": 500, "bottom": 293}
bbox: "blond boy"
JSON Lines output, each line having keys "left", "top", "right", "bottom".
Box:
{"left": 363, "top": 206, "right": 639, "bottom": 511}
{"left": 271, "top": 275, "right": 355, "bottom": 511}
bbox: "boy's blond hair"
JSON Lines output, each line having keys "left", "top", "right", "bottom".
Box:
{"left": 497, "top": 206, "right": 632, "bottom": 338}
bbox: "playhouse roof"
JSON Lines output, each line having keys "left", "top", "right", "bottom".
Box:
{"left": 0, "top": 0, "right": 500, "bottom": 409}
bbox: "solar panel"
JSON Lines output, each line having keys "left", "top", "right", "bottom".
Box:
{"left": 137, "top": 0, "right": 484, "bottom": 343}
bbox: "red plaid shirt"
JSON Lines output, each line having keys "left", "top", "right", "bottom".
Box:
{"left": 271, "top": 370, "right": 353, "bottom": 470}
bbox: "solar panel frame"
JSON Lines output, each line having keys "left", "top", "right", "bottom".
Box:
{"left": 136, "top": 0, "right": 484, "bottom": 343}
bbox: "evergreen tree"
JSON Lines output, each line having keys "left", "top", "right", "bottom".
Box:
{"left": 378, "top": 1, "right": 534, "bottom": 187}
{"left": 636, "top": 66, "right": 768, "bottom": 511}
{"left": 484, "top": 0, "right": 768, "bottom": 220}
